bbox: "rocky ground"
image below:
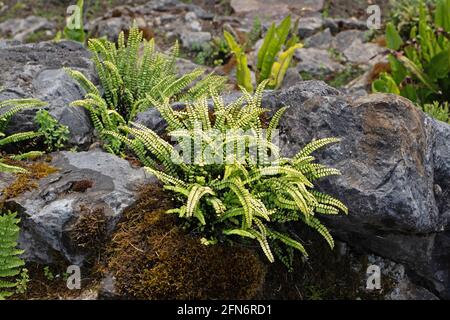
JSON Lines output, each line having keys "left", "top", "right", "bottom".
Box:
{"left": 0, "top": 0, "right": 449, "bottom": 300}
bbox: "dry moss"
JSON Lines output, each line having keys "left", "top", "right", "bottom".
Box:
{"left": 0, "top": 160, "right": 58, "bottom": 207}
{"left": 69, "top": 206, "right": 108, "bottom": 254}
{"left": 106, "top": 184, "right": 266, "bottom": 300}
{"left": 70, "top": 180, "right": 94, "bottom": 193}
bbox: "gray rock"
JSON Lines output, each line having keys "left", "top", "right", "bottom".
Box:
{"left": 324, "top": 18, "right": 369, "bottom": 34}
{"left": 280, "top": 68, "right": 302, "bottom": 89}
{"left": 263, "top": 81, "right": 450, "bottom": 298}
{"left": 87, "top": 0, "right": 214, "bottom": 42}
{"left": 343, "top": 39, "right": 384, "bottom": 65}
{"left": 180, "top": 31, "right": 211, "bottom": 49}
{"left": 304, "top": 28, "right": 333, "bottom": 49}
{"left": 230, "top": 0, "right": 324, "bottom": 16}
{"left": 88, "top": 16, "right": 131, "bottom": 42}
{"left": 332, "top": 30, "right": 367, "bottom": 54}
{"left": 3, "top": 149, "right": 155, "bottom": 265}
{"left": 366, "top": 255, "right": 439, "bottom": 300}
{"left": 97, "top": 273, "right": 119, "bottom": 299}
{"left": 0, "top": 40, "right": 96, "bottom": 148}
{"left": 0, "top": 16, "right": 55, "bottom": 42}
{"left": 134, "top": 108, "right": 166, "bottom": 135}
{"left": 295, "top": 48, "right": 344, "bottom": 76}
{"left": 297, "top": 16, "right": 324, "bottom": 39}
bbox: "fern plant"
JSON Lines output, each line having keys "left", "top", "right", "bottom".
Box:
{"left": 373, "top": 0, "right": 450, "bottom": 120}
{"left": 104, "top": 82, "right": 347, "bottom": 265}
{"left": 0, "top": 99, "right": 47, "bottom": 173}
{"left": 423, "top": 101, "right": 449, "bottom": 123}
{"left": 67, "top": 24, "right": 227, "bottom": 154}
{"left": 0, "top": 212, "right": 25, "bottom": 300}
{"left": 224, "top": 15, "right": 302, "bottom": 91}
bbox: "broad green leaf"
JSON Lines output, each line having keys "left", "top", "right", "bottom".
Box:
{"left": 435, "top": 0, "right": 450, "bottom": 32}
{"left": 385, "top": 22, "right": 403, "bottom": 50}
{"left": 258, "top": 16, "right": 291, "bottom": 81}
{"left": 397, "top": 55, "right": 440, "bottom": 93}
{"left": 425, "top": 49, "right": 450, "bottom": 79}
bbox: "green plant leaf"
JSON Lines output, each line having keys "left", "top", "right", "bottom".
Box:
{"left": 385, "top": 22, "right": 403, "bottom": 50}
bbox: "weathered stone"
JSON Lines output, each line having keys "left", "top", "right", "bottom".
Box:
{"left": 97, "top": 273, "right": 119, "bottom": 300}
{"left": 297, "top": 16, "right": 324, "bottom": 39}
{"left": 280, "top": 68, "right": 303, "bottom": 89}
{"left": 262, "top": 81, "right": 450, "bottom": 298}
{"left": 0, "top": 40, "right": 96, "bottom": 148}
{"left": 295, "top": 48, "right": 344, "bottom": 76}
{"left": 343, "top": 39, "right": 384, "bottom": 65}
{"left": 3, "top": 149, "right": 155, "bottom": 265}
{"left": 0, "top": 16, "right": 55, "bottom": 41}
{"left": 332, "top": 29, "right": 367, "bottom": 54}
{"left": 180, "top": 31, "right": 211, "bottom": 48}
{"left": 87, "top": 0, "right": 214, "bottom": 42}
{"left": 366, "top": 255, "right": 439, "bottom": 300}
{"left": 324, "top": 17, "right": 369, "bottom": 34}
{"left": 230, "top": 0, "right": 325, "bottom": 15}
{"left": 304, "top": 28, "right": 333, "bottom": 49}
{"left": 87, "top": 16, "right": 132, "bottom": 42}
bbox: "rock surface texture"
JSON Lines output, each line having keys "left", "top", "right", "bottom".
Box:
{"left": 0, "top": 40, "right": 96, "bottom": 147}
{"left": 263, "top": 81, "right": 450, "bottom": 298}
{"left": 2, "top": 149, "right": 154, "bottom": 265}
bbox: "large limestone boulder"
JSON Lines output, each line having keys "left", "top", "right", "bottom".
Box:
{"left": 2, "top": 149, "right": 155, "bottom": 265}
{"left": 263, "top": 81, "right": 450, "bottom": 298}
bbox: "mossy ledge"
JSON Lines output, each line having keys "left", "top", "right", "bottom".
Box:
{"left": 105, "top": 184, "right": 266, "bottom": 300}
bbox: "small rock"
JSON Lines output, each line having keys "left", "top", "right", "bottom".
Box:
{"left": 324, "top": 17, "right": 369, "bottom": 34}
{"left": 189, "top": 20, "right": 202, "bottom": 32}
{"left": 98, "top": 273, "right": 119, "bottom": 299}
{"left": 280, "top": 68, "right": 302, "bottom": 89}
{"left": 298, "top": 16, "right": 323, "bottom": 39}
{"left": 332, "top": 29, "right": 367, "bottom": 54}
{"left": 180, "top": 31, "right": 211, "bottom": 49}
{"left": 343, "top": 39, "right": 384, "bottom": 64}
{"left": 185, "top": 11, "right": 197, "bottom": 22}
{"left": 88, "top": 16, "right": 131, "bottom": 42}
{"left": 304, "top": 28, "right": 333, "bottom": 49}
{"left": 230, "top": 0, "right": 324, "bottom": 16}
{"left": 0, "top": 16, "right": 55, "bottom": 41}
{"left": 295, "top": 47, "right": 344, "bottom": 76}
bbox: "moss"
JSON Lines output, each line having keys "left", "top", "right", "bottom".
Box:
{"left": 70, "top": 180, "right": 94, "bottom": 193}
{"left": 106, "top": 184, "right": 266, "bottom": 300}
{"left": 0, "top": 159, "right": 58, "bottom": 207}
{"left": 68, "top": 206, "right": 108, "bottom": 256}
{"left": 11, "top": 262, "right": 98, "bottom": 300}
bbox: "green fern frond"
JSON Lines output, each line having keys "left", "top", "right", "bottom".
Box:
{"left": 302, "top": 215, "right": 334, "bottom": 249}
{"left": 295, "top": 138, "right": 341, "bottom": 159}
{"left": 186, "top": 185, "right": 215, "bottom": 218}
{"left": 0, "top": 162, "right": 28, "bottom": 174}
{"left": 267, "top": 106, "right": 288, "bottom": 142}
{"left": 0, "top": 212, "right": 25, "bottom": 300}
{"left": 268, "top": 229, "right": 308, "bottom": 257}
{"left": 10, "top": 151, "right": 44, "bottom": 161}
{"left": 0, "top": 132, "right": 42, "bottom": 147}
